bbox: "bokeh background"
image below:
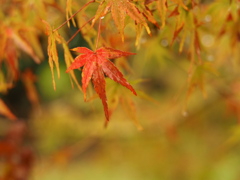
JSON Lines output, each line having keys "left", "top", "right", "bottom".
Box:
{"left": 1, "top": 0, "right": 240, "bottom": 179}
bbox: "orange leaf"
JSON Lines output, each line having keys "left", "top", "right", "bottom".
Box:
{"left": 168, "top": 6, "right": 179, "bottom": 18}
{"left": 21, "top": 69, "right": 39, "bottom": 108}
{"left": 170, "top": 0, "right": 188, "bottom": 10}
{"left": 171, "top": 22, "right": 184, "bottom": 45}
{"left": 7, "top": 28, "right": 41, "bottom": 64}
{"left": 66, "top": 47, "right": 136, "bottom": 123}
{"left": 145, "top": 0, "right": 156, "bottom": 5}
{"left": 0, "top": 99, "right": 17, "bottom": 120}
{"left": 140, "top": 4, "right": 160, "bottom": 29}
{"left": 92, "top": 0, "right": 151, "bottom": 41}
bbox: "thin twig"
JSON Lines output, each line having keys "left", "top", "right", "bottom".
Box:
{"left": 67, "top": 17, "right": 94, "bottom": 44}
{"left": 95, "top": 18, "right": 102, "bottom": 51}
{"left": 53, "top": 0, "right": 95, "bottom": 32}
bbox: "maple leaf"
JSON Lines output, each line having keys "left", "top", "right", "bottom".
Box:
{"left": 156, "top": 0, "right": 167, "bottom": 28}
{"left": 170, "top": 0, "right": 188, "bottom": 10}
{"left": 92, "top": 0, "right": 151, "bottom": 41}
{"left": 66, "top": 47, "right": 137, "bottom": 123}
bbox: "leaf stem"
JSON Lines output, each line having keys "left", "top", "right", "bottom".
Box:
{"left": 53, "top": 0, "right": 95, "bottom": 32}
{"left": 95, "top": 18, "right": 102, "bottom": 51}
{"left": 67, "top": 17, "right": 94, "bottom": 44}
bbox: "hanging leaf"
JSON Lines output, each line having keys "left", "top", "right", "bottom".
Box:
{"left": 0, "top": 99, "right": 17, "bottom": 120}
{"left": 6, "top": 28, "right": 41, "bottom": 64}
{"left": 137, "top": 2, "right": 160, "bottom": 29}
{"left": 170, "top": 0, "right": 189, "bottom": 10}
{"left": 171, "top": 22, "right": 184, "bottom": 45}
{"left": 92, "top": 0, "right": 151, "bottom": 42}
{"left": 42, "top": 20, "right": 62, "bottom": 90}
{"left": 62, "top": 42, "right": 82, "bottom": 91}
{"left": 157, "top": 0, "right": 167, "bottom": 28}
{"left": 168, "top": 6, "right": 180, "bottom": 18}
{"left": 21, "top": 69, "right": 39, "bottom": 109}
{"left": 66, "top": 0, "right": 77, "bottom": 27}
{"left": 66, "top": 47, "right": 137, "bottom": 123}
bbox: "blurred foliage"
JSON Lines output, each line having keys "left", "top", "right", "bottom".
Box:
{"left": 0, "top": 0, "right": 240, "bottom": 179}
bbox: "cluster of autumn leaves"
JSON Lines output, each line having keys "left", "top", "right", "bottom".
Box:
{"left": 0, "top": 0, "right": 47, "bottom": 120}
{"left": 0, "top": 0, "right": 240, "bottom": 125}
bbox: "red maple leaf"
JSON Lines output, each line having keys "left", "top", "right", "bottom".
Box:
{"left": 66, "top": 47, "right": 137, "bottom": 123}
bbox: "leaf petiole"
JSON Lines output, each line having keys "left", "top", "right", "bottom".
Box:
{"left": 95, "top": 18, "right": 102, "bottom": 51}
{"left": 67, "top": 17, "right": 94, "bottom": 44}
